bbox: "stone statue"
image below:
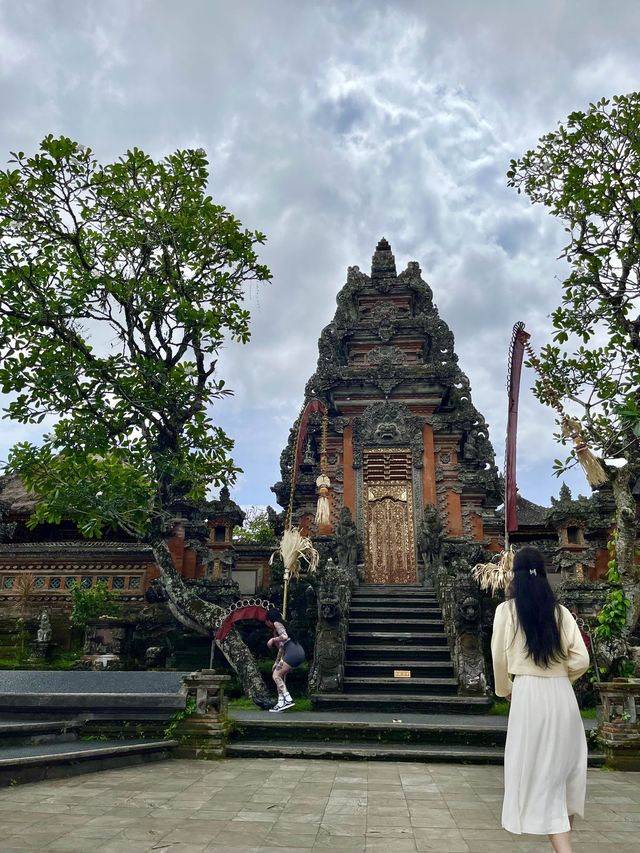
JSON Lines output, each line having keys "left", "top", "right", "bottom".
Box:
{"left": 308, "top": 558, "right": 351, "bottom": 693}
{"left": 417, "top": 505, "right": 444, "bottom": 573}
{"left": 334, "top": 507, "right": 358, "bottom": 581}
{"left": 219, "top": 549, "right": 236, "bottom": 580}
{"left": 37, "top": 611, "right": 52, "bottom": 644}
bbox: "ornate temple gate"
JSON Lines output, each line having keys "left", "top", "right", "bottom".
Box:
{"left": 363, "top": 448, "right": 417, "bottom": 584}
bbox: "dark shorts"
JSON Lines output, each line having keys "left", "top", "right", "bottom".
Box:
{"left": 282, "top": 640, "right": 306, "bottom": 668}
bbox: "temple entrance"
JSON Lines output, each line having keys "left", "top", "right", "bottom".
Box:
{"left": 363, "top": 448, "right": 417, "bottom": 584}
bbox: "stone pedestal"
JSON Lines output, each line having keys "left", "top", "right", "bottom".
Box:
{"left": 596, "top": 680, "right": 640, "bottom": 771}
{"left": 84, "top": 617, "right": 130, "bottom": 655}
{"left": 173, "top": 671, "right": 231, "bottom": 759}
{"left": 30, "top": 640, "right": 52, "bottom": 661}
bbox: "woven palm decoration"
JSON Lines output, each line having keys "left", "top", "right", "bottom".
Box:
{"left": 269, "top": 526, "right": 320, "bottom": 580}
{"left": 472, "top": 546, "right": 515, "bottom": 595}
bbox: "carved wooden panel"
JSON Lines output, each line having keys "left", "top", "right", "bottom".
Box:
{"left": 363, "top": 449, "right": 416, "bottom": 584}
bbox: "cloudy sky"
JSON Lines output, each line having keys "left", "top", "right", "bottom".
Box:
{"left": 1, "top": 0, "right": 638, "bottom": 512}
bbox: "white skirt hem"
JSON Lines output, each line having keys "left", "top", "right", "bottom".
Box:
{"left": 501, "top": 674, "right": 587, "bottom": 836}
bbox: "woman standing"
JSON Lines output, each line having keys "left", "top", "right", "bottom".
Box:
{"left": 266, "top": 607, "right": 306, "bottom": 713}
{"left": 491, "top": 546, "right": 590, "bottom": 853}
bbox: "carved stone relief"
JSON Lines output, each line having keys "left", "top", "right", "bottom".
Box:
{"left": 352, "top": 401, "right": 424, "bottom": 468}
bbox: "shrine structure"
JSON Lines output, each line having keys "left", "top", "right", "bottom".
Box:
{"left": 273, "top": 237, "right": 503, "bottom": 580}
{"left": 0, "top": 239, "right": 616, "bottom": 692}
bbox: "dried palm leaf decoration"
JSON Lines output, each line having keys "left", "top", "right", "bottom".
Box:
{"left": 274, "top": 399, "right": 327, "bottom": 617}
{"left": 315, "top": 408, "right": 331, "bottom": 525}
{"left": 472, "top": 546, "right": 515, "bottom": 595}
{"left": 270, "top": 527, "right": 319, "bottom": 580}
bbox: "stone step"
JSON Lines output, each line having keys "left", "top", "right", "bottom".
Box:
{"left": 356, "top": 584, "right": 427, "bottom": 588}
{"left": 353, "top": 594, "right": 437, "bottom": 602}
{"left": 348, "top": 618, "right": 445, "bottom": 629}
{"left": 347, "top": 631, "right": 448, "bottom": 646}
{"left": 353, "top": 592, "right": 438, "bottom": 601}
{"left": 312, "top": 693, "right": 492, "bottom": 714}
{"left": 227, "top": 738, "right": 604, "bottom": 766}
{"left": 0, "top": 692, "right": 186, "bottom": 720}
{"left": 0, "top": 739, "right": 177, "bottom": 787}
{"left": 344, "top": 661, "right": 455, "bottom": 678}
{"left": 344, "top": 677, "right": 459, "bottom": 695}
{"left": 350, "top": 604, "right": 442, "bottom": 615}
{"left": 229, "top": 712, "right": 508, "bottom": 747}
{"left": 227, "top": 739, "right": 507, "bottom": 764}
{"left": 228, "top": 711, "right": 603, "bottom": 767}
{"left": 0, "top": 720, "right": 81, "bottom": 748}
{"left": 346, "top": 644, "right": 452, "bottom": 661}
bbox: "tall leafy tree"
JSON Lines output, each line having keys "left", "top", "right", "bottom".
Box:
{"left": 508, "top": 94, "right": 640, "bottom": 641}
{"left": 0, "top": 136, "right": 272, "bottom": 704}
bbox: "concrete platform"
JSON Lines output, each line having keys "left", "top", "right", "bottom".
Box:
{"left": 0, "top": 757, "right": 636, "bottom": 852}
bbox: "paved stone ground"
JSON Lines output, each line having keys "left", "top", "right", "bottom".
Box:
{"left": 0, "top": 758, "right": 637, "bottom": 852}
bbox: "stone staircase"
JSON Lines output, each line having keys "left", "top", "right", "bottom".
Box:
{"left": 227, "top": 709, "right": 602, "bottom": 766}
{"left": 312, "top": 584, "right": 491, "bottom": 713}
{"left": 0, "top": 671, "right": 187, "bottom": 785}
{"left": 0, "top": 718, "right": 174, "bottom": 786}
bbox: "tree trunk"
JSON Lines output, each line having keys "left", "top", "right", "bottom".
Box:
{"left": 150, "top": 536, "right": 272, "bottom": 708}
{"left": 611, "top": 465, "right": 640, "bottom": 638}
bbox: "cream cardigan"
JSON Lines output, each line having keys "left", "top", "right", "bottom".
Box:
{"left": 491, "top": 600, "right": 590, "bottom": 698}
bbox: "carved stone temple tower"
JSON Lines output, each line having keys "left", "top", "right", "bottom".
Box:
{"left": 273, "top": 239, "right": 503, "bottom": 583}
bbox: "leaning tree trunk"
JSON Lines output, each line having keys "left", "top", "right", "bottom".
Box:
{"left": 611, "top": 465, "right": 640, "bottom": 639}
{"left": 150, "top": 536, "right": 271, "bottom": 708}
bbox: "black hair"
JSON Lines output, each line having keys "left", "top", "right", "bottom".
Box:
{"left": 266, "top": 608, "right": 284, "bottom": 625}
{"left": 511, "top": 546, "right": 565, "bottom": 668}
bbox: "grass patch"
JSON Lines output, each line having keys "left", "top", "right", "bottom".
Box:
{"left": 228, "top": 696, "right": 313, "bottom": 713}
{"left": 580, "top": 707, "right": 597, "bottom": 719}
{"left": 488, "top": 700, "right": 598, "bottom": 719}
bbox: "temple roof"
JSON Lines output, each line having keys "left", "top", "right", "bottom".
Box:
{"left": 370, "top": 236, "right": 397, "bottom": 283}
{"left": 497, "top": 494, "right": 549, "bottom": 527}
{"left": 0, "top": 475, "right": 36, "bottom": 514}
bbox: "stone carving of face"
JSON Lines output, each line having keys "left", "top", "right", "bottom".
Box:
{"left": 374, "top": 420, "right": 401, "bottom": 443}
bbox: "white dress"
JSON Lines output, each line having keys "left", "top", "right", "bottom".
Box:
{"left": 502, "top": 674, "right": 588, "bottom": 835}
{"left": 492, "top": 601, "right": 590, "bottom": 836}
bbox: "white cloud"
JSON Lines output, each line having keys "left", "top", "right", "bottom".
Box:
{"left": 1, "top": 0, "right": 638, "bottom": 508}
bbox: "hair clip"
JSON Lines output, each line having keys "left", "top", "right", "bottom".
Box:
{"left": 529, "top": 568, "right": 537, "bottom": 576}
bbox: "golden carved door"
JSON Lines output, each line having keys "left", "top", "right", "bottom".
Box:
{"left": 363, "top": 449, "right": 416, "bottom": 584}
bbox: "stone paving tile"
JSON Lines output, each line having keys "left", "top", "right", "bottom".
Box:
{"left": 0, "top": 758, "right": 638, "bottom": 851}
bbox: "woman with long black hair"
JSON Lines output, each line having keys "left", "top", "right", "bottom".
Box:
{"left": 491, "top": 546, "right": 590, "bottom": 853}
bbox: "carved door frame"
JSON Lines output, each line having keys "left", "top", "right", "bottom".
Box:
{"left": 361, "top": 448, "right": 418, "bottom": 584}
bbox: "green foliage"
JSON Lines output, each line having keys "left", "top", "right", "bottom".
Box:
{"left": 163, "top": 697, "right": 197, "bottom": 739}
{"left": 69, "top": 580, "right": 121, "bottom": 627}
{"left": 508, "top": 94, "right": 640, "bottom": 470}
{"left": 233, "top": 507, "right": 276, "bottom": 544}
{"left": 14, "top": 618, "right": 29, "bottom": 662}
{"left": 594, "top": 535, "right": 631, "bottom": 640}
{"left": 616, "top": 658, "right": 637, "bottom": 679}
{"left": 0, "top": 136, "right": 271, "bottom": 538}
{"left": 227, "top": 696, "right": 312, "bottom": 712}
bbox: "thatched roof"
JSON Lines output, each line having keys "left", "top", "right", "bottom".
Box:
{"left": 497, "top": 493, "right": 549, "bottom": 527}
{"left": 0, "top": 475, "right": 37, "bottom": 514}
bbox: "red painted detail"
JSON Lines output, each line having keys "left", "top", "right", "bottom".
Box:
{"left": 215, "top": 606, "right": 270, "bottom": 642}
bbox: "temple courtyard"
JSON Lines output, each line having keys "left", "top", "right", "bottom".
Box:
{"left": 0, "top": 757, "right": 636, "bottom": 852}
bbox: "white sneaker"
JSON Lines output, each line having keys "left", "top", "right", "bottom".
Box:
{"left": 269, "top": 699, "right": 286, "bottom": 713}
